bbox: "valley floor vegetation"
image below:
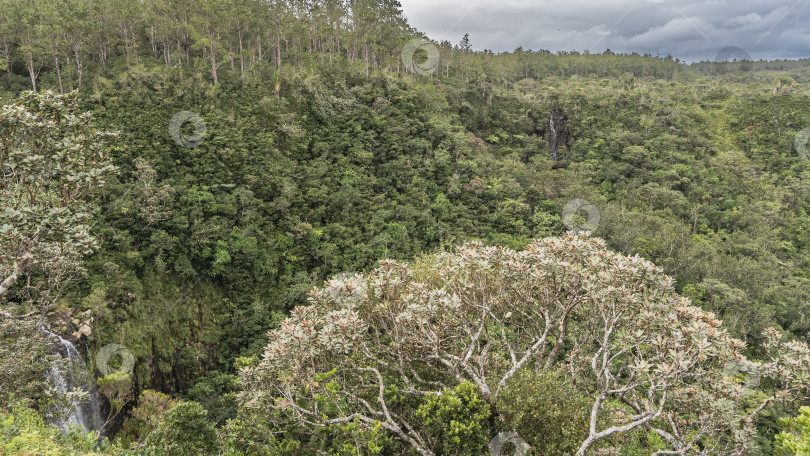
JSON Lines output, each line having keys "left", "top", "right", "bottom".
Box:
{"left": 4, "top": 0, "right": 810, "bottom": 454}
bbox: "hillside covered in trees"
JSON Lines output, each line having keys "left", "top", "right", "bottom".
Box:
{"left": 4, "top": 0, "right": 810, "bottom": 454}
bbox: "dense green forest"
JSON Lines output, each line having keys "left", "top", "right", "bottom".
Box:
{"left": 5, "top": 0, "right": 810, "bottom": 454}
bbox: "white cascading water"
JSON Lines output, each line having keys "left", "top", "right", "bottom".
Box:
{"left": 40, "top": 326, "right": 104, "bottom": 433}
{"left": 549, "top": 114, "right": 559, "bottom": 162}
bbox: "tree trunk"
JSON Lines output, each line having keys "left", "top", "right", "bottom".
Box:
{"left": 26, "top": 51, "right": 37, "bottom": 92}
{"left": 130, "top": 25, "right": 139, "bottom": 65}
{"left": 0, "top": 271, "right": 21, "bottom": 303}
{"left": 100, "top": 37, "right": 107, "bottom": 68}
{"left": 209, "top": 32, "right": 218, "bottom": 83}
{"left": 275, "top": 32, "right": 281, "bottom": 71}
{"left": 150, "top": 26, "right": 158, "bottom": 60}
{"left": 74, "top": 47, "right": 83, "bottom": 90}
{"left": 122, "top": 27, "right": 130, "bottom": 64}
{"left": 54, "top": 56, "right": 63, "bottom": 94}
{"left": 0, "top": 255, "right": 32, "bottom": 305}
{"left": 2, "top": 39, "right": 10, "bottom": 74}
{"left": 164, "top": 40, "right": 171, "bottom": 67}
{"left": 185, "top": 30, "right": 191, "bottom": 64}
{"left": 238, "top": 30, "right": 245, "bottom": 77}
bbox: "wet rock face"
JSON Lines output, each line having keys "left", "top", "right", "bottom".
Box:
{"left": 45, "top": 309, "right": 94, "bottom": 343}
{"left": 39, "top": 325, "right": 105, "bottom": 433}
{"left": 72, "top": 310, "right": 94, "bottom": 340}
{"left": 547, "top": 109, "right": 570, "bottom": 162}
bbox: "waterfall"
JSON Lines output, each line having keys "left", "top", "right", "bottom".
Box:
{"left": 549, "top": 115, "right": 559, "bottom": 162}
{"left": 40, "top": 326, "right": 105, "bottom": 433}
{"left": 548, "top": 109, "right": 567, "bottom": 163}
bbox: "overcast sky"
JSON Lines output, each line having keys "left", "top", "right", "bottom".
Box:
{"left": 398, "top": 0, "right": 810, "bottom": 62}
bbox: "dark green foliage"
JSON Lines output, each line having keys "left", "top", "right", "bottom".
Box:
{"left": 0, "top": 319, "right": 60, "bottom": 405}
{"left": 5, "top": 62, "right": 810, "bottom": 452}
{"left": 498, "top": 369, "right": 591, "bottom": 456}
{"left": 184, "top": 371, "right": 238, "bottom": 425}
{"left": 117, "top": 390, "right": 179, "bottom": 448}
{"left": 140, "top": 402, "right": 219, "bottom": 456}
{"left": 3, "top": 0, "right": 810, "bottom": 453}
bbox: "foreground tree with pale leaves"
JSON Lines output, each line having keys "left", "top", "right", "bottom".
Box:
{"left": 238, "top": 234, "right": 810, "bottom": 455}
{"left": 0, "top": 90, "right": 116, "bottom": 319}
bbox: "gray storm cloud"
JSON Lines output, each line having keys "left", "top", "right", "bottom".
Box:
{"left": 399, "top": 0, "right": 810, "bottom": 62}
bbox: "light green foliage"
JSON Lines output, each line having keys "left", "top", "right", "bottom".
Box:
{"left": 140, "top": 402, "right": 219, "bottom": 456}
{"left": 777, "top": 407, "right": 810, "bottom": 455}
{"left": 0, "top": 400, "right": 123, "bottom": 455}
{"left": 416, "top": 382, "right": 492, "bottom": 455}
{"left": 117, "top": 390, "right": 179, "bottom": 447}
{"left": 97, "top": 372, "right": 134, "bottom": 431}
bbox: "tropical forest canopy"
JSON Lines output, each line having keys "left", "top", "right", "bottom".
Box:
{"left": 3, "top": 0, "right": 810, "bottom": 454}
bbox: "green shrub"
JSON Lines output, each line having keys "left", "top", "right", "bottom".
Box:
{"left": 139, "top": 402, "right": 218, "bottom": 456}
{"left": 498, "top": 369, "right": 591, "bottom": 456}
{"left": 416, "top": 382, "right": 492, "bottom": 455}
